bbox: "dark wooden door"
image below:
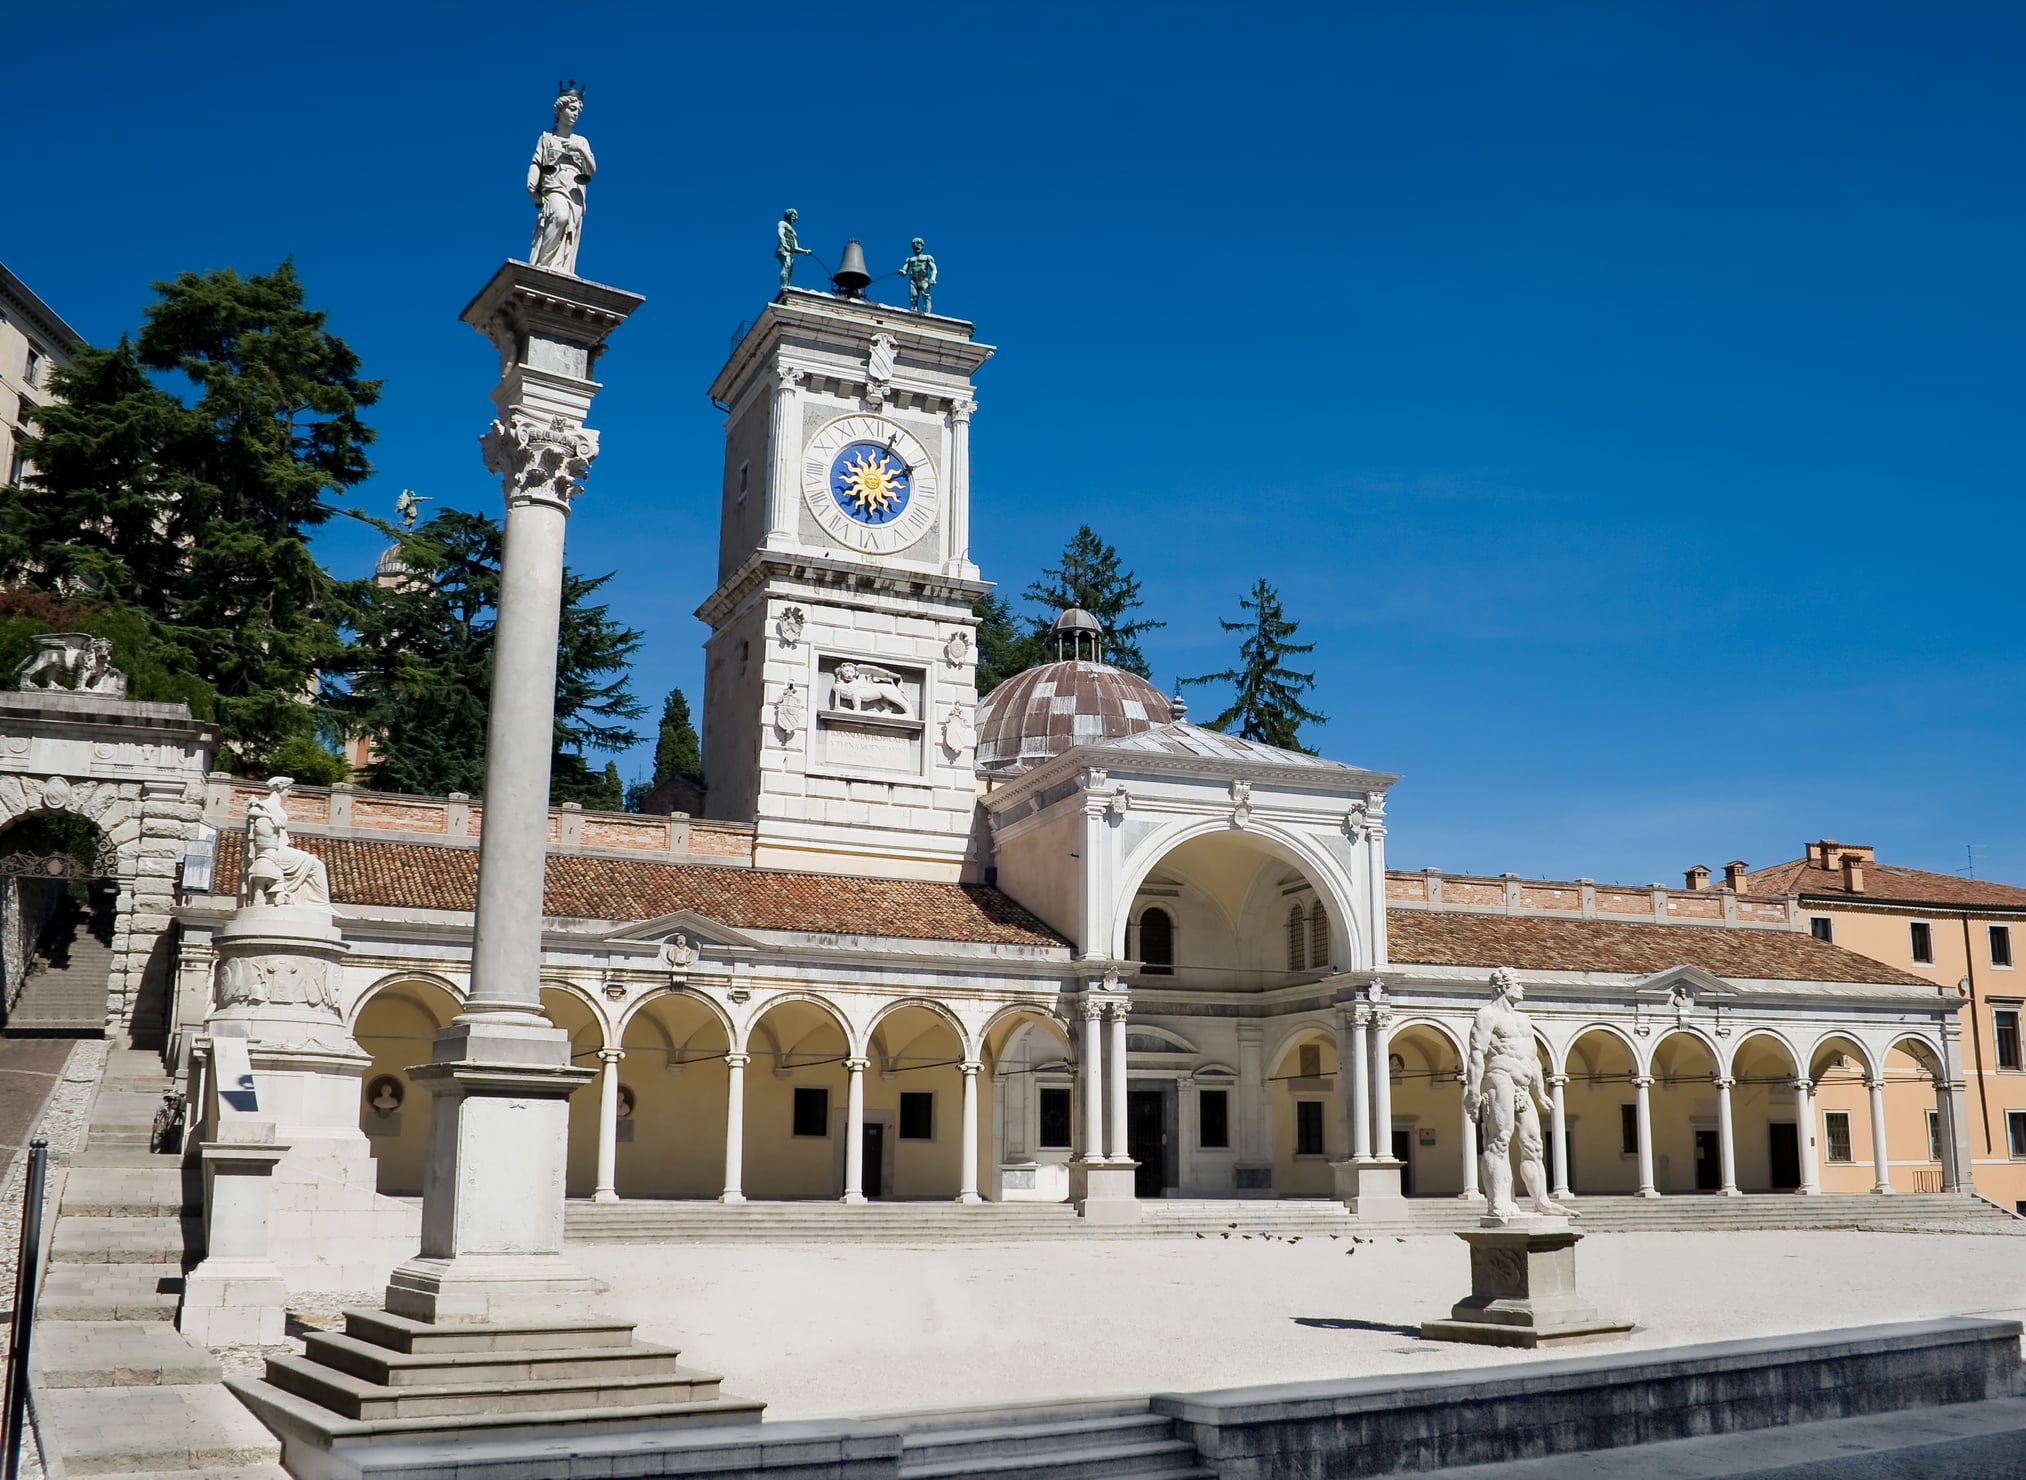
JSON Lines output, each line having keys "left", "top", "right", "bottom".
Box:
{"left": 862, "top": 1122, "right": 884, "bottom": 1199}
{"left": 1769, "top": 1123, "right": 1801, "bottom": 1190}
{"left": 1694, "top": 1129, "right": 1721, "bottom": 1190}
{"left": 1128, "top": 1091, "right": 1165, "bottom": 1197}
{"left": 1392, "top": 1129, "right": 1414, "bottom": 1196}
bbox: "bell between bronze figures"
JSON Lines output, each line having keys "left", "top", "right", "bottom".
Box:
{"left": 831, "top": 240, "right": 872, "bottom": 295}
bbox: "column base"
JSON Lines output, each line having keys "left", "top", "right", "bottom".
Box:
{"left": 718, "top": 1189, "right": 746, "bottom": 1204}
{"left": 385, "top": 1252, "right": 607, "bottom": 1328}
{"left": 1421, "top": 1224, "right": 1634, "bottom": 1349}
{"left": 955, "top": 1192, "right": 983, "bottom": 1205}
{"left": 1719, "top": 1186, "right": 1743, "bottom": 1197}
{"left": 1457, "top": 1190, "right": 1480, "bottom": 1202}
{"left": 592, "top": 1189, "right": 620, "bottom": 1204}
{"left": 1635, "top": 1187, "right": 1662, "bottom": 1199}
{"left": 1871, "top": 1184, "right": 1897, "bottom": 1195}
{"left": 841, "top": 1191, "right": 868, "bottom": 1205}
{"left": 1071, "top": 1160, "right": 1141, "bottom": 1223}
{"left": 1334, "top": 1158, "right": 1405, "bottom": 1215}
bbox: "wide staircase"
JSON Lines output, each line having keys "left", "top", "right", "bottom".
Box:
{"left": 890, "top": 1399, "right": 1209, "bottom": 1480}
{"left": 5, "top": 892, "right": 114, "bottom": 1036}
{"left": 1357, "top": 1191, "right": 2026, "bottom": 1236}
{"left": 568, "top": 1199, "right": 1084, "bottom": 1243}
{"left": 32, "top": 1047, "right": 288, "bottom": 1478}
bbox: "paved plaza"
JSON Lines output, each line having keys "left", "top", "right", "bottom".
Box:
{"left": 575, "top": 1229, "right": 2026, "bottom": 1419}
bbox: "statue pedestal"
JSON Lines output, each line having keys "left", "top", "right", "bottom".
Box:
{"left": 181, "top": 1130, "right": 290, "bottom": 1347}
{"left": 1421, "top": 1219, "right": 1634, "bottom": 1348}
{"left": 1335, "top": 1157, "right": 1406, "bottom": 1216}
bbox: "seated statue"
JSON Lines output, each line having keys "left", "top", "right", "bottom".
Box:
{"left": 242, "top": 776, "right": 331, "bottom": 908}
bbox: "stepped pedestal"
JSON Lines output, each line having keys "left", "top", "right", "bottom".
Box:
{"left": 1421, "top": 1217, "right": 1634, "bottom": 1348}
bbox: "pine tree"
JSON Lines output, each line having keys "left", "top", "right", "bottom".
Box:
{"left": 1021, "top": 525, "right": 1165, "bottom": 678}
{"left": 330, "top": 507, "right": 644, "bottom": 804}
{"left": 971, "top": 593, "right": 1043, "bottom": 694}
{"left": 1182, "top": 579, "right": 1326, "bottom": 752}
{"left": 649, "top": 688, "right": 703, "bottom": 785}
{"left": 1, "top": 263, "right": 377, "bottom": 772}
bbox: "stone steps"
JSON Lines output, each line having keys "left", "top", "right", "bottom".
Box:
{"left": 895, "top": 1403, "right": 1210, "bottom": 1480}
{"left": 61, "top": 1164, "right": 195, "bottom": 1218}
{"left": 33, "top": 1319, "right": 224, "bottom": 1388}
{"left": 38, "top": 1262, "right": 185, "bottom": 1321}
{"left": 1357, "top": 1192, "right": 2026, "bottom": 1236}
{"left": 567, "top": 1200, "right": 1084, "bottom": 1243}
{"left": 32, "top": 1382, "right": 285, "bottom": 1475}
{"left": 262, "top": 1349, "right": 727, "bottom": 1421}
{"left": 51, "top": 1212, "right": 201, "bottom": 1264}
{"left": 6, "top": 925, "right": 113, "bottom": 1035}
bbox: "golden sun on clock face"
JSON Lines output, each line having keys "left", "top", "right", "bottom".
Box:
{"left": 801, "top": 414, "right": 941, "bottom": 556}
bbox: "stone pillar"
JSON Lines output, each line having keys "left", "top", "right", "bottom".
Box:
{"left": 1549, "top": 1074, "right": 1573, "bottom": 1200}
{"left": 946, "top": 396, "right": 975, "bottom": 574}
{"left": 1715, "top": 1076, "right": 1740, "bottom": 1196}
{"left": 957, "top": 1061, "right": 982, "bottom": 1204}
{"left": 384, "top": 261, "right": 640, "bottom": 1330}
{"left": 1632, "top": 1075, "right": 1658, "bottom": 1197}
{"left": 593, "top": 1049, "right": 624, "bottom": 1204}
{"left": 1370, "top": 1012, "right": 1396, "bottom": 1161}
{"left": 1081, "top": 999, "right": 1106, "bottom": 1162}
{"left": 1106, "top": 1001, "right": 1131, "bottom": 1167}
{"left": 181, "top": 1128, "right": 290, "bottom": 1347}
{"left": 1349, "top": 1009, "right": 1372, "bottom": 1161}
{"left": 1867, "top": 1076, "right": 1894, "bottom": 1194}
{"left": 1459, "top": 1076, "right": 1480, "bottom": 1200}
{"left": 720, "top": 1052, "right": 748, "bottom": 1204}
{"left": 1794, "top": 1079, "right": 1821, "bottom": 1194}
{"left": 842, "top": 1056, "right": 869, "bottom": 1203}
{"left": 764, "top": 365, "right": 805, "bottom": 550}
{"left": 1935, "top": 1021, "right": 1976, "bottom": 1195}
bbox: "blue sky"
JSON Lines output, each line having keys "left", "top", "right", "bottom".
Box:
{"left": 12, "top": 3, "right": 2024, "bottom": 886}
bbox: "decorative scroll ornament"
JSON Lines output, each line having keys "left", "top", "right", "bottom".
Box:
{"left": 940, "top": 706, "right": 977, "bottom": 756}
{"left": 16, "top": 634, "right": 127, "bottom": 697}
{"left": 943, "top": 629, "right": 972, "bottom": 667}
{"left": 774, "top": 682, "right": 807, "bottom": 738}
{"left": 40, "top": 776, "right": 75, "bottom": 813}
{"left": 480, "top": 412, "right": 600, "bottom": 507}
{"left": 1106, "top": 783, "right": 1130, "bottom": 819}
{"left": 218, "top": 951, "right": 337, "bottom": 1011}
{"left": 777, "top": 606, "right": 806, "bottom": 647}
{"left": 1229, "top": 778, "right": 1253, "bottom": 829}
{"left": 865, "top": 332, "right": 898, "bottom": 408}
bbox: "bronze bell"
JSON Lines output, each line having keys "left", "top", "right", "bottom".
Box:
{"left": 831, "top": 239, "right": 872, "bottom": 295}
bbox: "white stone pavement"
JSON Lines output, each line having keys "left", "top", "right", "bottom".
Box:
{"left": 571, "top": 1230, "right": 2026, "bottom": 1420}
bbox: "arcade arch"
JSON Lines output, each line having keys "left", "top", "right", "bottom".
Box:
{"left": 1562, "top": 1027, "right": 1643, "bottom": 1195}
{"left": 353, "top": 975, "right": 461, "bottom": 1195}
{"left": 741, "top": 996, "right": 852, "bottom": 1199}
{"left": 1268, "top": 1023, "right": 1341, "bottom": 1195}
{"left": 985, "top": 1007, "right": 1076, "bottom": 1203}
{"left": 1646, "top": 1031, "right": 1722, "bottom": 1194}
{"left": 1387, "top": 1021, "right": 1467, "bottom": 1198}
{"left": 541, "top": 984, "right": 607, "bottom": 1199}
{"left": 1725, "top": 1032, "right": 1804, "bottom": 1193}
{"left": 614, "top": 990, "right": 733, "bottom": 1199}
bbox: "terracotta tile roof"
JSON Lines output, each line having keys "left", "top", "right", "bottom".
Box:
{"left": 211, "top": 832, "right": 1068, "bottom": 948}
{"left": 1747, "top": 857, "right": 2026, "bottom": 912}
{"left": 1386, "top": 910, "right": 1932, "bottom": 986}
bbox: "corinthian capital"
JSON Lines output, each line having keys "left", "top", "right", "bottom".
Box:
{"left": 480, "top": 412, "right": 600, "bottom": 509}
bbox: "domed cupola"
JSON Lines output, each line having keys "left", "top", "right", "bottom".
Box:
{"left": 975, "top": 610, "right": 1184, "bottom": 775}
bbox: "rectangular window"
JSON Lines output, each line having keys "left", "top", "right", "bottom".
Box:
{"left": 1620, "top": 1104, "right": 1639, "bottom": 1155}
{"left": 23, "top": 346, "right": 42, "bottom": 388}
{"left": 898, "top": 1091, "right": 933, "bottom": 1140}
{"left": 1910, "top": 921, "right": 1934, "bottom": 964}
{"left": 1809, "top": 916, "right": 1834, "bottom": 943}
{"left": 1824, "top": 1111, "right": 1853, "bottom": 1164}
{"left": 791, "top": 1086, "right": 829, "bottom": 1137}
{"left": 1996, "top": 1007, "right": 2022, "bottom": 1070}
{"left": 736, "top": 460, "right": 749, "bottom": 501}
{"left": 1037, "top": 1087, "right": 1072, "bottom": 1150}
{"left": 1199, "top": 1089, "right": 1230, "bottom": 1149}
{"left": 1993, "top": 926, "right": 2014, "bottom": 968}
{"left": 1295, "top": 1100, "right": 1325, "bottom": 1155}
{"left": 1928, "top": 1111, "right": 1941, "bottom": 1163}
{"left": 2009, "top": 1112, "right": 2026, "bottom": 1160}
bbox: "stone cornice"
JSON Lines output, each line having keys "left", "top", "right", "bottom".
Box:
{"left": 695, "top": 549, "right": 990, "bottom": 628}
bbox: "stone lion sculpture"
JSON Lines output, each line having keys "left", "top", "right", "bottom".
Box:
{"left": 830, "top": 662, "right": 914, "bottom": 718}
{"left": 15, "top": 634, "right": 128, "bottom": 696}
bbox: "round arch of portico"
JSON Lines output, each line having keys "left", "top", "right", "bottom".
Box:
{"left": 1803, "top": 1029, "right": 1882, "bottom": 1083}
{"left": 865, "top": 995, "right": 977, "bottom": 1063}
{"left": 1724, "top": 1027, "right": 1802, "bottom": 1080}
{"left": 1380, "top": 1014, "right": 1469, "bottom": 1067}
{"left": 1111, "top": 815, "right": 1365, "bottom": 969}
{"left": 346, "top": 970, "right": 464, "bottom": 1031}
{"left": 1553, "top": 1021, "right": 1647, "bottom": 1079}
{"left": 735, "top": 989, "right": 855, "bottom": 1057}
{"left": 1648, "top": 1025, "right": 1725, "bottom": 1078}
{"left": 1884, "top": 1031, "right": 1947, "bottom": 1079}
{"left": 614, "top": 984, "right": 737, "bottom": 1052}
{"left": 978, "top": 1001, "right": 1073, "bottom": 1059}
{"left": 1265, "top": 1013, "right": 1339, "bottom": 1076}
{"left": 537, "top": 977, "right": 616, "bottom": 1050}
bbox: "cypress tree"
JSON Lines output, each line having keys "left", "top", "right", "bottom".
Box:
{"left": 1020, "top": 525, "right": 1165, "bottom": 678}
{"left": 1183, "top": 579, "right": 1326, "bottom": 752}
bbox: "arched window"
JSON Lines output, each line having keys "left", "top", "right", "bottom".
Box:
{"left": 1310, "top": 903, "right": 1329, "bottom": 971}
{"left": 1286, "top": 903, "right": 1306, "bottom": 972}
{"left": 1140, "top": 907, "right": 1174, "bottom": 975}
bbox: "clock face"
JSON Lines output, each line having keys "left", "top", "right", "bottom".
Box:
{"left": 802, "top": 415, "right": 940, "bottom": 555}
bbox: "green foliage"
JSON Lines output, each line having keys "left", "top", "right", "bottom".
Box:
{"left": 1020, "top": 525, "right": 1164, "bottom": 678}
{"left": 972, "top": 593, "right": 1043, "bottom": 695}
{"left": 1, "top": 263, "right": 378, "bottom": 769}
{"left": 649, "top": 687, "right": 702, "bottom": 786}
{"left": 0, "top": 592, "right": 216, "bottom": 715}
{"left": 329, "top": 507, "right": 643, "bottom": 805}
{"left": 1182, "top": 579, "right": 1326, "bottom": 752}
{"left": 266, "top": 733, "right": 352, "bottom": 788}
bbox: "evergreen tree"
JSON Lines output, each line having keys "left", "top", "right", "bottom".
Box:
{"left": 1, "top": 263, "right": 377, "bottom": 772}
{"left": 1182, "top": 579, "right": 1326, "bottom": 752}
{"left": 649, "top": 687, "right": 703, "bottom": 786}
{"left": 971, "top": 593, "right": 1043, "bottom": 695}
{"left": 330, "top": 507, "right": 644, "bottom": 804}
{"left": 1021, "top": 525, "right": 1165, "bottom": 678}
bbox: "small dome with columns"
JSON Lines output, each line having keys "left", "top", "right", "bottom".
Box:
{"left": 976, "top": 612, "right": 1184, "bottom": 775}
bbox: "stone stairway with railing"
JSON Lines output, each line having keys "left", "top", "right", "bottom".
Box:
{"left": 30, "top": 1048, "right": 288, "bottom": 1478}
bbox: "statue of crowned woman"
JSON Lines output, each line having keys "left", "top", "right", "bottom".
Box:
{"left": 528, "top": 82, "right": 595, "bottom": 274}
{"left": 242, "top": 776, "right": 331, "bottom": 909}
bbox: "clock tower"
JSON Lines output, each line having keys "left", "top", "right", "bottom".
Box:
{"left": 697, "top": 286, "right": 994, "bottom": 879}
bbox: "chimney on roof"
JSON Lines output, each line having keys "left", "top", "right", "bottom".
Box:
{"left": 1842, "top": 854, "right": 1865, "bottom": 893}
{"left": 1806, "top": 841, "right": 1826, "bottom": 866}
{"left": 1724, "top": 860, "right": 1749, "bottom": 891}
{"left": 1684, "top": 864, "right": 1711, "bottom": 892}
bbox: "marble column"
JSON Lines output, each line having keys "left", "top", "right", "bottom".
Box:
{"left": 1334, "top": 1011, "right": 1360, "bottom": 1165}
{"left": 1794, "top": 1079, "right": 1822, "bottom": 1194}
{"left": 1715, "top": 1075, "right": 1740, "bottom": 1196}
{"left": 957, "top": 1061, "right": 982, "bottom": 1203}
{"left": 1370, "top": 1013, "right": 1395, "bottom": 1161}
{"left": 764, "top": 365, "right": 805, "bottom": 550}
{"left": 385, "top": 260, "right": 641, "bottom": 1330}
{"left": 720, "top": 1052, "right": 748, "bottom": 1204}
{"left": 1106, "top": 1001, "right": 1131, "bottom": 1167}
{"left": 1081, "top": 999, "right": 1107, "bottom": 1162}
{"left": 1632, "top": 1075, "right": 1658, "bottom": 1197}
{"left": 1349, "top": 1009, "right": 1372, "bottom": 1161}
{"left": 1548, "top": 1074, "right": 1573, "bottom": 1200}
{"left": 592, "top": 1048, "right": 624, "bottom": 1204}
{"left": 1867, "top": 1076, "right": 1894, "bottom": 1194}
{"left": 842, "top": 1057, "right": 869, "bottom": 1203}
{"left": 1459, "top": 1074, "right": 1480, "bottom": 1200}
{"left": 946, "top": 396, "right": 975, "bottom": 573}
